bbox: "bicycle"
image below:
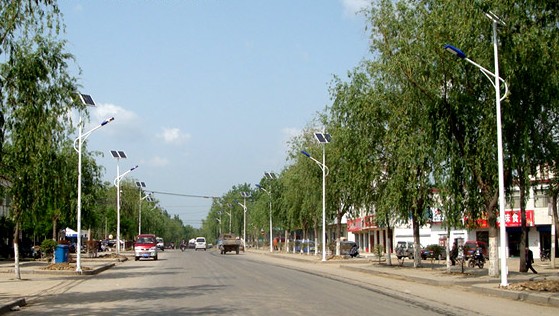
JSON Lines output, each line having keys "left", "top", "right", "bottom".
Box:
{"left": 540, "top": 249, "right": 550, "bottom": 261}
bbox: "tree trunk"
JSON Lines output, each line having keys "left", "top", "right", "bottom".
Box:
{"left": 519, "top": 180, "right": 527, "bottom": 272}
{"left": 284, "top": 229, "right": 289, "bottom": 253}
{"left": 335, "top": 211, "right": 342, "bottom": 256}
{"left": 52, "top": 218, "right": 56, "bottom": 240}
{"left": 551, "top": 194, "right": 558, "bottom": 269}
{"left": 446, "top": 228, "right": 452, "bottom": 273}
{"left": 386, "top": 226, "right": 393, "bottom": 265}
{"left": 488, "top": 212, "right": 499, "bottom": 277}
{"left": 13, "top": 221, "right": 21, "bottom": 280}
{"left": 412, "top": 211, "right": 421, "bottom": 268}
{"left": 486, "top": 189, "right": 500, "bottom": 277}
{"left": 314, "top": 222, "right": 318, "bottom": 256}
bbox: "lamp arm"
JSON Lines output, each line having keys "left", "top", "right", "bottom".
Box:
{"left": 464, "top": 58, "right": 509, "bottom": 99}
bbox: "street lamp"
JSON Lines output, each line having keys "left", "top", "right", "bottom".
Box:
{"left": 135, "top": 181, "right": 152, "bottom": 235}
{"left": 237, "top": 192, "right": 250, "bottom": 249}
{"left": 256, "top": 172, "right": 276, "bottom": 253}
{"left": 73, "top": 93, "right": 114, "bottom": 273}
{"left": 215, "top": 217, "right": 222, "bottom": 236}
{"left": 224, "top": 205, "right": 232, "bottom": 233}
{"left": 444, "top": 11, "right": 509, "bottom": 286}
{"left": 301, "top": 132, "right": 330, "bottom": 262}
{"left": 111, "top": 149, "right": 138, "bottom": 255}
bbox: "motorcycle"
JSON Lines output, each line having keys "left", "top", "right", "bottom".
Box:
{"left": 468, "top": 248, "right": 485, "bottom": 268}
{"left": 180, "top": 244, "right": 187, "bottom": 252}
{"left": 540, "top": 249, "right": 550, "bottom": 261}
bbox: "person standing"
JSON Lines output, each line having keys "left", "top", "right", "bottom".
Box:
{"left": 526, "top": 248, "right": 537, "bottom": 274}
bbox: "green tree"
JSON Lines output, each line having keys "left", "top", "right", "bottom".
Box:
{"left": 1, "top": 34, "right": 79, "bottom": 279}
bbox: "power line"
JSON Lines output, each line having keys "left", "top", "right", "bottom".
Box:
{"left": 146, "top": 190, "right": 218, "bottom": 200}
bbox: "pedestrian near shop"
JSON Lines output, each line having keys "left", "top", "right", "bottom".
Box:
{"left": 525, "top": 248, "right": 537, "bottom": 274}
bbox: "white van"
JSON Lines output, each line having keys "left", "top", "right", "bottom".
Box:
{"left": 195, "top": 237, "right": 207, "bottom": 251}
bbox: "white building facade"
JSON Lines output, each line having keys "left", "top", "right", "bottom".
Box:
{"left": 346, "top": 184, "right": 556, "bottom": 259}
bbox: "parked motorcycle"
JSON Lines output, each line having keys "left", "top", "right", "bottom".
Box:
{"left": 540, "top": 249, "right": 550, "bottom": 261}
{"left": 468, "top": 248, "right": 485, "bottom": 268}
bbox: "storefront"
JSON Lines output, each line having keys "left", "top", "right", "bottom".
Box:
{"left": 347, "top": 215, "right": 390, "bottom": 254}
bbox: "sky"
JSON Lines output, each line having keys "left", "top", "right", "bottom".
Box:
{"left": 59, "top": 0, "right": 372, "bottom": 228}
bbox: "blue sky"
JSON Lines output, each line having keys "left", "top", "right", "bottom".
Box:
{"left": 59, "top": 0, "right": 371, "bottom": 227}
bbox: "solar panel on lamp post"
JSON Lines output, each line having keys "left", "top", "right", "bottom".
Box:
{"left": 444, "top": 11, "right": 509, "bottom": 286}
{"left": 301, "top": 132, "right": 330, "bottom": 262}
{"left": 73, "top": 93, "right": 114, "bottom": 273}
{"left": 111, "top": 150, "right": 138, "bottom": 256}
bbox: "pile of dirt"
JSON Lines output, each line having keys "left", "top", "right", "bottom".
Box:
{"left": 41, "top": 263, "right": 92, "bottom": 271}
{"left": 506, "top": 280, "right": 559, "bottom": 292}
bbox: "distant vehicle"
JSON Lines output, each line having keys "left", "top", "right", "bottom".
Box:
{"left": 188, "top": 238, "right": 196, "bottom": 249}
{"left": 219, "top": 233, "right": 241, "bottom": 254}
{"left": 156, "top": 237, "right": 165, "bottom": 251}
{"left": 195, "top": 237, "right": 207, "bottom": 251}
{"left": 134, "top": 234, "right": 158, "bottom": 261}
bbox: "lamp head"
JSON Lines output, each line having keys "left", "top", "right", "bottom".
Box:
{"left": 444, "top": 44, "right": 467, "bottom": 59}
{"left": 101, "top": 117, "right": 115, "bottom": 126}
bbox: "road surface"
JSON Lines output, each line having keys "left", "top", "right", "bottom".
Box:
{"left": 17, "top": 249, "right": 556, "bottom": 315}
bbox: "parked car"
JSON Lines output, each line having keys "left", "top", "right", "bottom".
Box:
{"left": 421, "top": 244, "right": 445, "bottom": 260}
{"left": 340, "top": 241, "right": 358, "bottom": 256}
{"left": 395, "top": 241, "right": 414, "bottom": 259}
{"left": 134, "top": 234, "right": 158, "bottom": 261}
{"left": 294, "top": 239, "right": 315, "bottom": 253}
{"left": 195, "top": 237, "right": 207, "bottom": 251}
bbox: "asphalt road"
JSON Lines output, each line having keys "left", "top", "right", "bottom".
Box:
{"left": 14, "top": 249, "right": 557, "bottom": 315}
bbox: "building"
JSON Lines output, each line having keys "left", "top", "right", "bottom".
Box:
{"left": 346, "top": 184, "right": 557, "bottom": 259}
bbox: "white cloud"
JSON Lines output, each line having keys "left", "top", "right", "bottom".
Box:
{"left": 341, "top": 0, "right": 370, "bottom": 17}
{"left": 157, "top": 127, "right": 191, "bottom": 145}
{"left": 92, "top": 103, "right": 137, "bottom": 123}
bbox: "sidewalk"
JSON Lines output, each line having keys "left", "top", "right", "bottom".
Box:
{"left": 0, "top": 255, "right": 121, "bottom": 314}
{"left": 247, "top": 248, "right": 559, "bottom": 307}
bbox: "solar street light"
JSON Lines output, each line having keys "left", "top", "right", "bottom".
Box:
{"left": 73, "top": 93, "right": 114, "bottom": 273}
{"left": 444, "top": 11, "right": 509, "bottom": 286}
{"left": 301, "top": 132, "right": 331, "bottom": 261}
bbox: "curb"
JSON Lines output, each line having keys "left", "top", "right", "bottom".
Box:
{"left": 0, "top": 298, "right": 26, "bottom": 315}
{"left": 472, "top": 284, "right": 559, "bottom": 307}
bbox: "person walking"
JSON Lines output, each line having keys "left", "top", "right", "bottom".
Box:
{"left": 526, "top": 248, "right": 537, "bottom": 274}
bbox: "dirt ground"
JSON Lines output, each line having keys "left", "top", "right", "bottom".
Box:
{"left": 506, "top": 280, "right": 559, "bottom": 292}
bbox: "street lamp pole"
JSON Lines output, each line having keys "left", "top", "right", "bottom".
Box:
{"left": 444, "top": 11, "right": 509, "bottom": 286}
{"left": 238, "top": 192, "right": 250, "bottom": 249}
{"left": 216, "top": 217, "right": 222, "bottom": 236}
{"left": 136, "top": 181, "right": 151, "bottom": 235}
{"left": 111, "top": 150, "right": 137, "bottom": 256}
{"left": 257, "top": 183, "right": 272, "bottom": 253}
{"left": 73, "top": 93, "right": 114, "bottom": 273}
{"left": 225, "top": 209, "right": 232, "bottom": 232}
{"left": 301, "top": 132, "right": 330, "bottom": 262}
